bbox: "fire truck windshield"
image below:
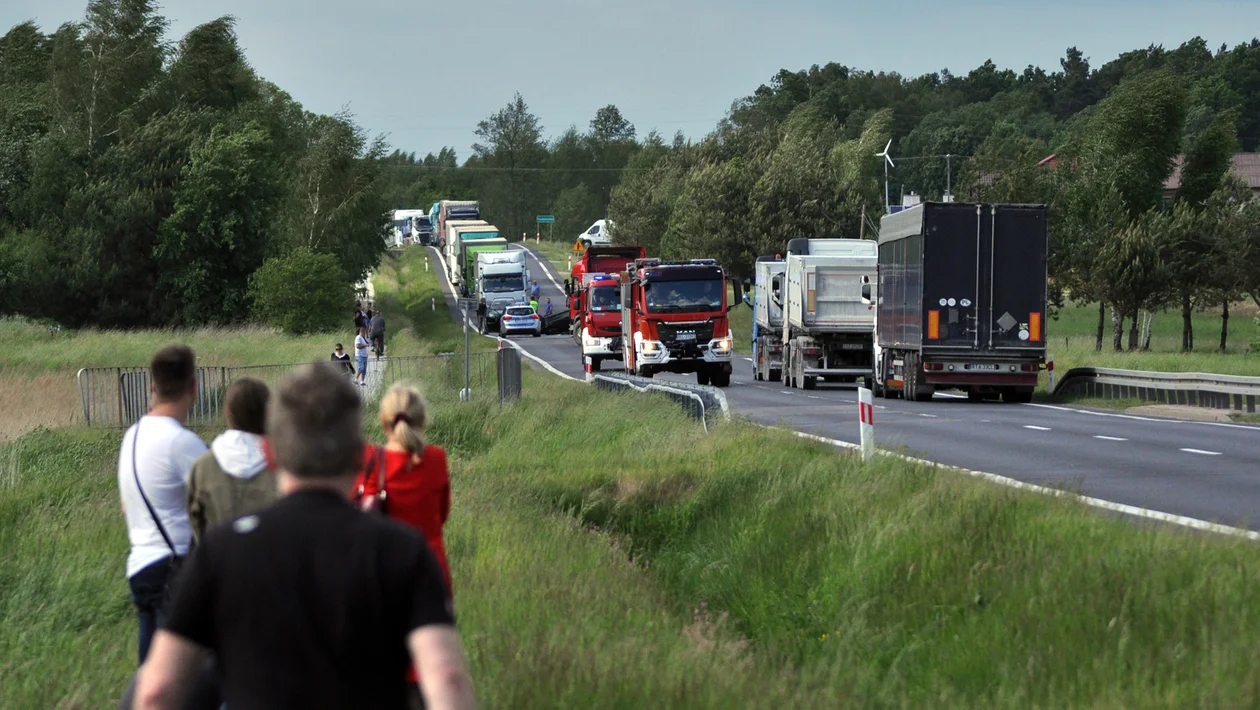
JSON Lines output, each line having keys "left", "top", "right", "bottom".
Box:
{"left": 589, "top": 286, "right": 621, "bottom": 312}
{"left": 644, "top": 279, "right": 724, "bottom": 314}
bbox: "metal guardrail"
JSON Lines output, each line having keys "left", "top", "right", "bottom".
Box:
{"left": 590, "top": 372, "right": 730, "bottom": 430}
{"left": 1053, "top": 366, "right": 1260, "bottom": 413}
{"left": 76, "top": 352, "right": 498, "bottom": 429}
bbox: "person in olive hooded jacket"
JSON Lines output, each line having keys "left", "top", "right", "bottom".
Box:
{"left": 186, "top": 377, "right": 277, "bottom": 543}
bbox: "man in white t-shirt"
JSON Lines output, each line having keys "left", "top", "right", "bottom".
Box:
{"left": 118, "top": 344, "right": 207, "bottom": 664}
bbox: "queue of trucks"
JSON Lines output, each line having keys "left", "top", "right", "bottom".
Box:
{"left": 748, "top": 201, "right": 1049, "bottom": 402}
{"left": 410, "top": 197, "right": 1047, "bottom": 400}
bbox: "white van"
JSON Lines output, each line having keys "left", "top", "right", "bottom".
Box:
{"left": 579, "top": 219, "right": 615, "bottom": 249}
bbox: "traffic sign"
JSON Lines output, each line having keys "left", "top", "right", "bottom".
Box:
{"left": 536, "top": 215, "right": 555, "bottom": 224}
{"left": 572, "top": 239, "right": 585, "bottom": 252}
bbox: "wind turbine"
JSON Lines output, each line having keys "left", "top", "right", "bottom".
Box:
{"left": 876, "top": 140, "right": 895, "bottom": 213}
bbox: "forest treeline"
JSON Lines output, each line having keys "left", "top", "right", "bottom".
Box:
{"left": 4, "top": 2, "right": 1259, "bottom": 348}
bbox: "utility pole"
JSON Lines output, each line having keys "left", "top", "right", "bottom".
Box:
{"left": 946, "top": 153, "right": 952, "bottom": 200}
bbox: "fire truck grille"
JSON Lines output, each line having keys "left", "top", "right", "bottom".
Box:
{"left": 656, "top": 321, "right": 715, "bottom": 346}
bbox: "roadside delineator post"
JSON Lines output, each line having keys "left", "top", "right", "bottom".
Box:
{"left": 584, "top": 356, "right": 594, "bottom": 382}
{"left": 858, "top": 386, "right": 874, "bottom": 461}
{"left": 431, "top": 297, "right": 435, "bottom": 311}
{"left": 522, "top": 232, "right": 527, "bottom": 243}
{"left": 567, "top": 255, "right": 572, "bottom": 271}
{"left": 425, "top": 255, "right": 429, "bottom": 272}
{"left": 535, "top": 231, "right": 540, "bottom": 244}
{"left": 1047, "top": 355, "right": 1055, "bottom": 392}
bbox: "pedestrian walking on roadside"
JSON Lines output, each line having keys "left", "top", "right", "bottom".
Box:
{"left": 133, "top": 364, "right": 476, "bottom": 710}
{"left": 544, "top": 298, "right": 553, "bottom": 317}
{"left": 356, "top": 385, "right": 454, "bottom": 702}
{"left": 332, "top": 343, "right": 355, "bottom": 378}
{"left": 186, "top": 377, "right": 276, "bottom": 545}
{"left": 117, "top": 345, "right": 208, "bottom": 665}
{"left": 354, "top": 305, "right": 368, "bottom": 331}
{"left": 354, "top": 327, "right": 370, "bottom": 387}
{"left": 370, "top": 310, "right": 387, "bottom": 358}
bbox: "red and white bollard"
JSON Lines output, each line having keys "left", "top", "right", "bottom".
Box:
{"left": 858, "top": 386, "right": 874, "bottom": 461}
{"left": 1047, "top": 355, "right": 1055, "bottom": 392}
{"left": 567, "top": 255, "right": 572, "bottom": 271}
{"left": 424, "top": 255, "right": 429, "bottom": 272}
{"left": 584, "top": 356, "right": 594, "bottom": 382}
{"left": 535, "top": 231, "right": 540, "bottom": 244}
{"left": 522, "top": 232, "right": 527, "bottom": 243}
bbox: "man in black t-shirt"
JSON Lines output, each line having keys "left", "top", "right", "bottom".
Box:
{"left": 134, "top": 363, "right": 475, "bottom": 710}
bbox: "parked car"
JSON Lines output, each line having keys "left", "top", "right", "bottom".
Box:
{"left": 499, "top": 304, "right": 542, "bottom": 337}
{"left": 579, "top": 219, "right": 615, "bottom": 249}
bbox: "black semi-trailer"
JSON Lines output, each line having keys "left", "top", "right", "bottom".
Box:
{"left": 875, "top": 202, "right": 1048, "bottom": 403}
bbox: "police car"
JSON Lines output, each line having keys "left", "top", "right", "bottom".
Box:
{"left": 499, "top": 305, "right": 542, "bottom": 337}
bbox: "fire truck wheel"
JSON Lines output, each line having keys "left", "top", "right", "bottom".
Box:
{"left": 711, "top": 372, "right": 731, "bottom": 388}
{"left": 769, "top": 368, "right": 781, "bottom": 382}
{"left": 697, "top": 371, "right": 711, "bottom": 386}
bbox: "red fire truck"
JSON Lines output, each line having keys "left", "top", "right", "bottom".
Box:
{"left": 619, "top": 258, "right": 737, "bottom": 387}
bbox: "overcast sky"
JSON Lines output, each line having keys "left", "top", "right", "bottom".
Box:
{"left": 7, "top": 1, "right": 1260, "bottom": 160}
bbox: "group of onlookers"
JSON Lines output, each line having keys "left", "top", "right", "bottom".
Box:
{"left": 346, "top": 302, "right": 387, "bottom": 386}
{"left": 118, "top": 345, "right": 473, "bottom": 709}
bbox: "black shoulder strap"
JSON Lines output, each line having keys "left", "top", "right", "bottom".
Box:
{"left": 131, "top": 421, "right": 178, "bottom": 556}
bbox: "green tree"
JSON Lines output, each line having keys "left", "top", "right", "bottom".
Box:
{"left": 155, "top": 121, "right": 281, "bottom": 325}
{"left": 248, "top": 247, "right": 351, "bottom": 334}
{"left": 472, "top": 93, "right": 545, "bottom": 240}
{"left": 277, "top": 111, "right": 389, "bottom": 282}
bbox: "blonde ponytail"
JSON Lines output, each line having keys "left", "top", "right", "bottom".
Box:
{"left": 379, "top": 384, "right": 428, "bottom": 457}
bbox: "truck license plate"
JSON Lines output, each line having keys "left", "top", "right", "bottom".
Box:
{"left": 841, "top": 343, "right": 865, "bottom": 350}
{"left": 675, "top": 333, "right": 696, "bottom": 342}
{"left": 966, "top": 364, "right": 999, "bottom": 371}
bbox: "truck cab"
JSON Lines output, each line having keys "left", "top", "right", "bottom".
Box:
{"left": 476, "top": 251, "right": 529, "bottom": 331}
{"left": 573, "top": 273, "right": 624, "bottom": 371}
{"left": 620, "top": 258, "right": 736, "bottom": 387}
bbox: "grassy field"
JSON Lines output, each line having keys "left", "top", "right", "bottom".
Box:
{"left": 8, "top": 245, "right": 1260, "bottom": 707}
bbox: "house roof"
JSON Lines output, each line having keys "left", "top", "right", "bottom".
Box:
{"left": 1165, "top": 153, "right": 1260, "bottom": 191}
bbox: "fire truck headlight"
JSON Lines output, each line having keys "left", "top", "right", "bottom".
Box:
{"left": 581, "top": 328, "right": 598, "bottom": 347}
{"left": 713, "top": 336, "right": 732, "bottom": 353}
{"left": 642, "top": 340, "right": 662, "bottom": 354}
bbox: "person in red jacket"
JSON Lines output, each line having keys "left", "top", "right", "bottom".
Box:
{"left": 356, "top": 384, "right": 451, "bottom": 591}
{"left": 355, "top": 384, "right": 452, "bottom": 708}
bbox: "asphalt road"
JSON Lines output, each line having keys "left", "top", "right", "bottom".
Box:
{"left": 432, "top": 245, "right": 1260, "bottom": 532}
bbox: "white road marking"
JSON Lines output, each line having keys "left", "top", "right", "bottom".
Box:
{"left": 919, "top": 413, "right": 938, "bottom": 418}
{"left": 1094, "top": 435, "right": 1128, "bottom": 442}
{"left": 1181, "top": 448, "right": 1223, "bottom": 456}
{"left": 512, "top": 245, "right": 566, "bottom": 291}
{"left": 1023, "top": 425, "right": 1051, "bottom": 431}
{"left": 806, "top": 395, "right": 825, "bottom": 400}
{"left": 980, "top": 419, "right": 992, "bottom": 423}
{"left": 743, "top": 357, "right": 753, "bottom": 362}
{"left": 1025, "top": 402, "right": 1259, "bottom": 431}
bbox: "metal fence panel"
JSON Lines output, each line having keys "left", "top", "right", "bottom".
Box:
{"left": 77, "top": 352, "right": 502, "bottom": 429}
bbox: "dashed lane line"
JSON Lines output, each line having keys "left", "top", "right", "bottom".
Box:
{"left": 1094, "top": 435, "right": 1128, "bottom": 442}
{"left": 1181, "top": 448, "right": 1223, "bottom": 456}
{"left": 1023, "top": 425, "right": 1052, "bottom": 431}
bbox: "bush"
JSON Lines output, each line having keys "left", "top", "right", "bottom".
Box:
{"left": 248, "top": 248, "right": 352, "bottom": 334}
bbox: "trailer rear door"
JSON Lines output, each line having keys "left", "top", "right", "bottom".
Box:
{"left": 986, "top": 205, "right": 1047, "bottom": 351}
{"left": 922, "top": 205, "right": 981, "bottom": 349}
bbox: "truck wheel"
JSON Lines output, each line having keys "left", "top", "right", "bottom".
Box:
{"left": 711, "top": 371, "right": 731, "bottom": 388}
{"left": 697, "top": 371, "right": 711, "bottom": 386}
{"left": 769, "top": 368, "right": 781, "bottom": 383}
{"left": 591, "top": 357, "right": 602, "bottom": 372}
{"left": 637, "top": 365, "right": 653, "bottom": 379}
{"left": 967, "top": 391, "right": 986, "bottom": 402}
{"left": 863, "top": 377, "right": 875, "bottom": 392}
{"left": 803, "top": 375, "right": 817, "bottom": 390}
